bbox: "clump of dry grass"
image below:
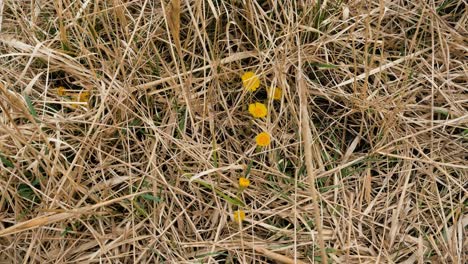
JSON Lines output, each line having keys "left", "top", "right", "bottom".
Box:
{"left": 0, "top": 0, "right": 467, "bottom": 263}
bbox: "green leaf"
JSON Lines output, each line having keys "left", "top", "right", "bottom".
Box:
{"left": 61, "top": 41, "right": 71, "bottom": 52}
{"left": 61, "top": 225, "right": 72, "bottom": 236}
{"left": 24, "top": 95, "right": 37, "bottom": 117}
{"left": 309, "top": 62, "right": 338, "bottom": 69}
{"left": 245, "top": 160, "right": 253, "bottom": 177}
{"left": 462, "top": 129, "right": 468, "bottom": 137}
{"left": 191, "top": 178, "right": 245, "bottom": 207}
{"left": 434, "top": 108, "right": 449, "bottom": 116}
{"left": 31, "top": 178, "right": 41, "bottom": 186}
{"left": 437, "top": 0, "right": 451, "bottom": 12}
{"left": 0, "top": 152, "right": 14, "bottom": 168}
{"left": 141, "top": 193, "right": 162, "bottom": 203}
{"left": 214, "top": 189, "right": 244, "bottom": 207}
{"left": 18, "top": 183, "right": 38, "bottom": 202}
{"left": 132, "top": 200, "right": 148, "bottom": 217}
{"left": 211, "top": 140, "right": 218, "bottom": 168}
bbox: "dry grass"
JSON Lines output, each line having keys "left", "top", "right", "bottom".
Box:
{"left": 0, "top": 0, "right": 467, "bottom": 263}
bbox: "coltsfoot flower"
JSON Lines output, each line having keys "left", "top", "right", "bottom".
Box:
{"left": 255, "top": 132, "right": 271, "bottom": 147}
{"left": 77, "top": 91, "right": 90, "bottom": 102}
{"left": 267, "top": 87, "right": 282, "bottom": 100}
{"left": 70, "top": 91, "right": 90, "bottom": 108}
{"left": 241, "top": 71, "right": 260, "bottom": 92}
{"left": 57, "top": 86, "right": 67, "bottom": 96}
{"left": 239, "top": 177, "right": 250, "bottom": 189}
{"left": 248, "top": 102, "right": 267, "bottom": 118}
{"left": 233, "top": 210, "right": 246, "bottom": 223}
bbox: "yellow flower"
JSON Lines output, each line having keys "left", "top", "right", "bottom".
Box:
{"left": 233, "top": 210, "right": 245, "bottom": 223}
{"left": 255, "top": 132, "right": 271, "bottom": 147}
{"left": 57, "top": 86, "right": 67, "bottom": 96}
{"left": 70, "top": 91, "right": 90, "bottom": 108}
{"left": 267, "top": 87, "right": 282, "bottom": 100}
{"left": 239, "top": 177, "right": 250, "bottom": 189}
{"left": 77, "top": 91, "right": 90, "bottom": 102}
{"left": 248, "top": 102, "right": 267, "bottom": 118}
{"left": 241, "top": 71, "right": 260, "bottom": 92}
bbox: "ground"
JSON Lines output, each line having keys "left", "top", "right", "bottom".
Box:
{"left": 0, "top": 0, "right": 467, "bottom": 263}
